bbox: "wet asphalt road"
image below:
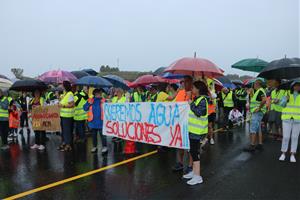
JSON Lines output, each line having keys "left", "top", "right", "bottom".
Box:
{"left": 0, "top": 123, "right": 300, "bottom": 200}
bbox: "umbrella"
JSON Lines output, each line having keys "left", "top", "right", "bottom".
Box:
{"left": 38, "top": 70, "right": 77, "bottom": 84}
{"left": 10, "top": 79, "right": 48, "bottom": 92}
{"left": 164, "top": 57, "right": 223, "bottom": 77}
{"left": 162, "top": 72, "right": 187, "bottom": 79}
{"left": 153, "top": 67, "right": 167, "bottom": 76}
{"left": 0, "top": 74, "right": 10, "bottom": 80}
{"left": 258, "top": 57, "right": 300, "bottom": 80}
{"left": 216, "top": 76, "right": 236, "bottom": 89}
{"left": 232, "top": 80, "right": 244, "bottom": 86}
{"left": 76, "top": 76, "right": 112, "bottom": 88}
{"left": 103, "top": 75, "right": 130, "bottom": 90}
{"left": 232, "top": 58, "right": 268, "bottom": 72}
{"left": 82, "top": 69, "right": 98, "bottom": 76}
{"left": 0, "top": 78, "right": 13, "bottom": 90}
{"left": 124, "top": 80, "right": 133, "bottom": 87}
{"left": 130, "top": 75, "right": 171, "bottom": 87}
{"left": 71, "top": 71, "right": 90, "bottom": 79}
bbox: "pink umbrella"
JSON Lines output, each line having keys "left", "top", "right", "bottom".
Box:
{"left": 38, "top": 70, "right": 77, "bottom": 84}
{"left": 164, "top": 57, "right": 224, "bottom": 77}
{"left": 130, "top": 75, "right": 172, "bottom": 88}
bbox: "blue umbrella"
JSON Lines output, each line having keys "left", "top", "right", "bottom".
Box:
{"left": 103, "top": 75, "right": 129, "bottom": 90}
{"left": 162, "top": 72, "right": 186, "bottom": 79}
{"left": 217, "top": 76, "right": 236, "bottom": 89}
{"left": 76, "top": 76, "right": 112, "bottom": 88}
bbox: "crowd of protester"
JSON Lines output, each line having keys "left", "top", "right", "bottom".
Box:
{"left": 0, "top": 76, "right": 300, "bottom": 186}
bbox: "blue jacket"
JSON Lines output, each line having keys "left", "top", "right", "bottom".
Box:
{"left": 83, "top": 97, "right": 104, "bottom": 129}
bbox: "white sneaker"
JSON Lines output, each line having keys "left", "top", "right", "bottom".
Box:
{"left": 91, "top": 147, "right": 98, "bottom": 153}
{"left": 290, "top": 154, "right": 296, "bottom": 163}
{"left": 183, "top": 171, "right": 194, "bottom": 179}
{"left": 1, "top": 145, "right": 10, "bottom": 150}
{"left": 279, "top": 153, "right": 285, "bottom": 161}
{"left": 38, "top": 145, "right": 45, "bottom": 151}
{"left": 101, "top": 147, "right": 108, "bottom": 154}
{"left": 187, "top": 175, "right": 203, "bottom": 185}
{"left": 210, "top": 138, "right": 215, "bottom": 145}
{"left": 30, "top": 144, "right": 40, "bottom": 149}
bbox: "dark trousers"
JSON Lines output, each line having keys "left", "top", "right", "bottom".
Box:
{"left": 75, "top": 120, "right": 86, "bottom": 140}
{"left": 189, "top": 138, "right": 201, "bottom": 162}
{"left": 223, "top": 107, "right": 233, "bottom": 128}
{"left": 35, "top": 131, "right": 46, "bottom": 145}
{"left": 91, "top": 128, "right": 107, "bottom": 148}
{"left": 237, "top": 100, "right": 247, "bottom": 119}
{"left": 0, "top": 121, "right": 9, "bottom": 145}
{"left": 61, "top": 117, "right": 74, "bottom": 145}
{"left": 20, "top": 112, "right": 29, "bottom": 128}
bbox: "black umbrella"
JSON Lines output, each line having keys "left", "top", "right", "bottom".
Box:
{"left": 10, "top": 79, "right": 48, "bottom": 92}
{"left": 71, "top": 71, "right": 90, "bottom": 79}
{"left": 82, "top": 69, "right": 98, "bottom": 76}
{"left": 258, "top": 57, "right": 300, "bottom": 80}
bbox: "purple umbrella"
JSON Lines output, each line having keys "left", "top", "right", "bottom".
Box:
{"left": 38, "top": 70, "right": 77, "bottom": 84}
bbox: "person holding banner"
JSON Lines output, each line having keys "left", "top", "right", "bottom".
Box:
{"left": 173, "top": 76, "right": 193, "bottom": 172}
{"left": 58, "top": 81, "right": 75, "bottom": 152}
{"left": 183, "top": 80, "right": 208, "bottom": 185}
{"left": 30, "top": 90, "right": 46, "bottom": 151}
{"left": 84, "top": 88, "right": 108, "bottom": 154}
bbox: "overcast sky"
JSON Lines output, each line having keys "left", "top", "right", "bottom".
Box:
{"left": 0, "top": 0, "right": 299, "bottom": 78}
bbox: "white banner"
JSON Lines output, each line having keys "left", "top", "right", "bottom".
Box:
{"left": 103, "top": 102, "right": 190, "bottom": 149}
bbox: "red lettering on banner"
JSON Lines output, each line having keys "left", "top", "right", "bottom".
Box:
{"left": 169, "top": 124, "right": 182, "bottom": 147}
{"left": 104, "top": 121, "right": 162, "bottom": 144}
{"left": 105, "top": 121, "right": 114, "bottom": 134}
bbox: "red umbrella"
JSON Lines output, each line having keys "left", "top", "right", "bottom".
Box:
{"left": 38, "top": 70, "right": 77, "bottom": 84}
{"left": 130, "top": 75, "right": 172, "bottom": 88}
{"left": 164, "top": 57, "right": 223, "bottom": 77}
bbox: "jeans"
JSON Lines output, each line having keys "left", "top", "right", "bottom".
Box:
{"left": 281, "top": 120, "right": 300, "bottom": 153}
{"left": 75, "top": 120, "right": 86, "bottom": 140}
{"left": 0, "top": 121, "right": 9, "bottom": 145}
{"left": 91, "top": 128, "right": 107, "bottom": 148}
{"left": 250, "top": 112, "right": 264, "bottom": 134}
{"left": 61, "top": 117, "right": 74, "bottom": 145}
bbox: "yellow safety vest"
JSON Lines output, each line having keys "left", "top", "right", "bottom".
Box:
{"left": 112, "top": 96, "right": 126, "bottom": 103}
{"left": 74, "top": 91, "right": 88, "bottom": 121}
{"left": 133, "top": 92, "right": 143, "bottom": 102}
{"left": 60, "top": 91, "right": 74, "bottom": 118}
{"left": 250, "top": 88, "right": 266, "bottom": 113}
{"left": 281, "top": 92, "right": 300, "bottom": 122}
{"left": 222, "top": 91, "right": 234, "bottom": 108}
{"left": 0, "top": 97, "right": 9, "bottom": 118}
{"left": 30, "top": 97, "right": 45, "bottom": 106}
{"left": 270, "top": 89, "right": 286, "bottom": 112}
{"left": 188, "top": 96, "right": 208, "bottom": 135}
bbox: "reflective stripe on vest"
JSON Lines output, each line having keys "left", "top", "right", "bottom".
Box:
{"left": 74, "top": 92, "right": 88, "bottom": 121}
{"left": 270, "top": 89, "right": 286, "bottom": 112}
{"left": 281, "top": 92, "right": 300, "bottom": 122}
{"left": 236, "top": 89, "right": 247, "bottom": 101}
{"left": 87, "top": 98, "right": 105, "bottom": 122}
{"left": 60, "top": 92, "right": 74, "bottom": 118}
{"left": 0, "top": 97, "right": 9, "bottom": 118}
{"left": 222, "top": 91, "right": 234, "bottom": 107}
{"left": 188, "top": 96, "right": 208, "bottom": 135}
{"left": 250, "top": 88, "right": 266, "bottom": 113}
